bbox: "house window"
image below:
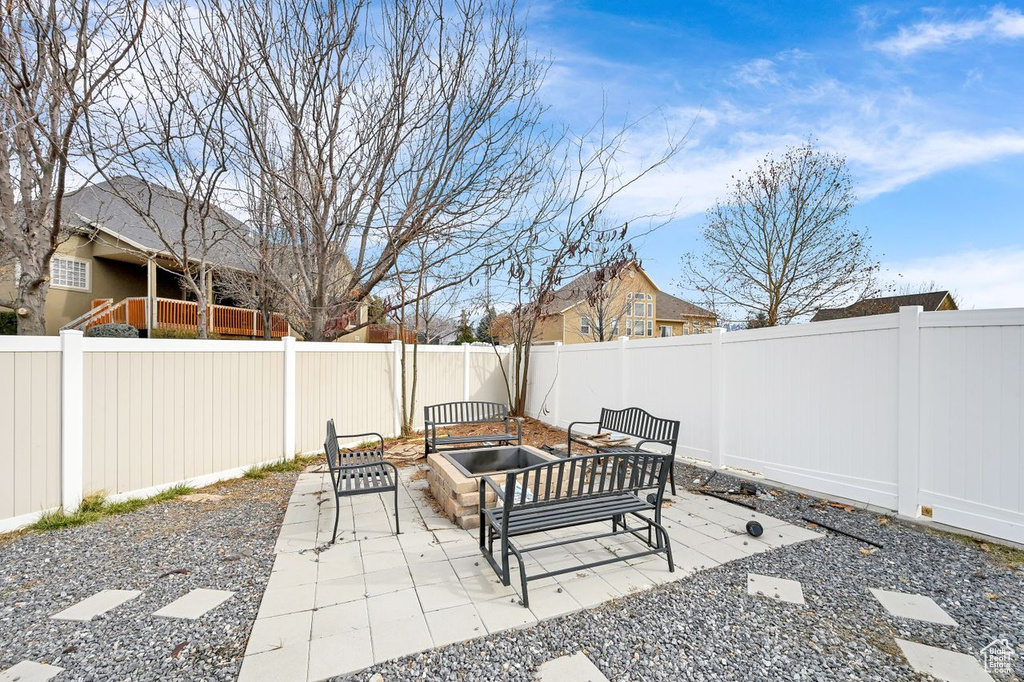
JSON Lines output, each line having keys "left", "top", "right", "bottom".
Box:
{"left": 647, "top": 320, "right": 653, "bottom": 336}
{"left": 634, "top": 301, "right": 645, "bottom": 316}
{"left": 50, "top": 256, "right": 90, "bottom": 291}
{"left": 580, "top": 315, "right": 590, "bottom": 335}
{"left": 633, "top": 319, "right": 644, "bottom": 336}
{"left": 660, "top": 325, "right": 672, "bottom": 337}
{"left": 610, "top": 319, "right": 619, "bottom": 337}
{"left": 647, "top": 303, "right": 653, "bottom": 317}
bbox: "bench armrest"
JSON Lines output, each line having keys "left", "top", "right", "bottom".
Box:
{"left": 507, "top": 416, "right": 522, "bottom": 441}
{"left": 480, "top": 474, "right": 506, "bottom": 502}
{"left": 336, "top": 431, "right": 385, "bottom": 454}
{"left": 635, "top": 439, "right": 675, "bottom": 453}
{"left": 566, "top": 420, "right": 600, "bottom": 456}
{"left": 567, "top": 420, "right": 600, "bottom": 439}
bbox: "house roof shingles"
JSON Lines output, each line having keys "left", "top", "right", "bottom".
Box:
{"left": 655, "top": 291, "right": 715, "bottom": 321}
{"left": 63, "top": 176, "right": 251, "bottom": 270}
{"left": 811, "top": 291, "right": 954, "bottom": 322}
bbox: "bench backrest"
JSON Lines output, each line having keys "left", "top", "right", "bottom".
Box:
{"left": 498, "top": 451, "right": 671, "bottom": 512}
{"left": 599, "top": 407, "right": 679, "bottom": 450}
{"left": 324, "top": 419, "right": 341, "bottom": 470}
{"left": 424, "top": 401, "right": 509, "bottom": 426}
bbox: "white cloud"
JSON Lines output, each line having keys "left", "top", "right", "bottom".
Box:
{"left": 875, "top": 5, "right": 1024, "bottom": 57}
{"left": 734, "top": 58, "right": 779, "bottom": 87}
{"left": 884, "top": 248, "right": 1024, "bottom": 309}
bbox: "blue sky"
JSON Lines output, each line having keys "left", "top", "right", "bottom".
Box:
{"left": 528, "top": 1, "right": 1024, "bottom": 309}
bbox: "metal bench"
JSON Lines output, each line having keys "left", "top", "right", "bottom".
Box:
{"left": 567, "top": 407, "right": 681, "bottom": 495}
{"left": 324, "top": 419, "right": 400, "bottom": 542}
{"left": 479, "top": 452, "right": 674, "bottom": 608}
{"left": 424, "top": 401, "right": 522, "bottom": 455}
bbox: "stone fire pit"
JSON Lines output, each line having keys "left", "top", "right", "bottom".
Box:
{"left": 426, "top": 445, "right": 559, "bottom": 529}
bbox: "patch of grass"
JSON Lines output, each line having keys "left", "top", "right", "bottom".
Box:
{"left": 29, "top": 484, "right": 195, "bottom": 533}
{"left": 244, "top": 455, "right": 320, "bottom": 479}
{"left": 930, "top": 527, "right": 1024, "bottom": 569}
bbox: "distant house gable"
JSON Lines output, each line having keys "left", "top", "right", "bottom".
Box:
{"left": 541, "top": 261, "right": 658, "bottom": 316}
{"left": 811, "top": 291, "right": 957, "bottom": 322}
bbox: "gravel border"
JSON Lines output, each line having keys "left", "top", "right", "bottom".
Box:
{"left": 337, "top": 462, "right": 1024, "bottom": 681}
{"left": 0, "top": 473, "right": 295, "bottom": 681}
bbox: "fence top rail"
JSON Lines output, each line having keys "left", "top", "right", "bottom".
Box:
{"left": 294, "top": 342, "right": 511, "bottom": 354}
{"left": 921, "top": 308, "right": 1024, "bottom": 328}
{"left": 81, "top": 337, "right": 286, "bottom": 353}
{"left": 722, "top": 314, "right": 898, "bottom": 343}
{"left": 0, "top": 336, "right": 62, "bottom": 352}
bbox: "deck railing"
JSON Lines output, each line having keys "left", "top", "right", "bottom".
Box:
{"left": 61, "top": 297, "right": 289, "bottom": 338}
{"left": 367, "top": 324, "right": 417, "bottom": 344}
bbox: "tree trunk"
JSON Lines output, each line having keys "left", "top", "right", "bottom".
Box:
{"left": 308, "top": 305, "right": 326, "bottom": 342}
{"left": 16, "top": 275, "right": 49, "bottom": 336}
{"left": 262, "top": 309, "right": 273, "bottom": 340}
{"left": 196, "top": 292, "right": 209, "bottom": 339}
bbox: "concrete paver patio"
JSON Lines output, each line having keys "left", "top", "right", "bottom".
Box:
{"left": 238, "top": 464, "right": 823, "bottom": 681}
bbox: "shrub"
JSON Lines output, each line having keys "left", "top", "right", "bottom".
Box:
{"left": 0, "top": 311, "right": 16, "bottom": 335}
{"left": 87, "top": 323, "right": 139, "bottom": 338}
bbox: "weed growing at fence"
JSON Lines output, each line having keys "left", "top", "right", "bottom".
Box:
{"left": 929, "top": 528, "right": 1024, "bottom": 569}
{"left": 30, "top": 484, "right": 195, "bottom": 532}
{"left": 244, "top": 455, "right": 320, "bottom": 479}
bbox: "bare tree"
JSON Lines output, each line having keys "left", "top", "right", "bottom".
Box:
{"left": 207, "top": 0, "right": 547, "bottom": 341}
{"left": 216, "top": 153, "right": 293, "bottom": 339}
{"left": 496, "top": 117, "right": 681, "bottom": 416}
{"left": 0, "top": 0, "right": 146, "bottom": 334}
{"left": 87, "top": 1, "right": 240, "bottom": 338}
{"left": 679, "top": 140, "right": 879, "bottom": 326}
{"left": 573, "top": 251, "right": 632, "bottom": 342}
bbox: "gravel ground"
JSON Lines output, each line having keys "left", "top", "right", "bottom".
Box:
{"left": 0, "top": 473, "right": 295, "bottom": 681}
{"left": 3, "top": 457, "right": 1022, "bottom": 681}
{"left": 341, "top": 462, "right": 1024, "bottom": 682}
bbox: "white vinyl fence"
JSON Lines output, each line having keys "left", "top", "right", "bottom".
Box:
{"left": 526, "top": 307, "right": 1024, "bottom": 545}
{"left": 0, "top": 335, "right": 509, "bottom": 532}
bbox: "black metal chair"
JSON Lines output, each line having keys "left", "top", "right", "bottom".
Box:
{"left": 324, "top": 419, "right": 400, "bottom": 542}
{"left": 479, "top": 451, "right": 674, "bottom": 608}
{"left": 567, "top": 407, "right": 681, "bottom": 495}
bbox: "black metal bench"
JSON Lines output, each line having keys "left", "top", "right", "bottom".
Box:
{"left": 424, "top": 401, "right": 522, "bottom": 455}
{"left": 479, "top": 452, "right": 674, "bottom": 608}
{"left": 324, "top": 419, "right": 400, "bottom": 542}
{"left": 567, "top": 407, "right": 681, "bottom": 495}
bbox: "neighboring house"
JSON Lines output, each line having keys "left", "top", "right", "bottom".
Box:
{"left": 0, "top": 176, "right": 288, "bottom": 337}
{"left": 811, "top": 291, "right": 958, "bottom": 322}
{"left": 533, "top": 262, "right": 716, "bottom": 344}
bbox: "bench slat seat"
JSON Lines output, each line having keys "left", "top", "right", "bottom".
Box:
{"left": 479, "top": 452, "right": 673, "bottom": 608}
{"left": 324, "top": 419, "right": 399, "bottom": 541}
{"left": 486, "top": 492, "right": 652, "bottom": 535}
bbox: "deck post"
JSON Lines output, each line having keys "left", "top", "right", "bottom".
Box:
{"left": 59, "top": 330, "right": 84, "bottom": 512}
{"left": 146, "top": 259, "right": 157, "bottom": 331}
